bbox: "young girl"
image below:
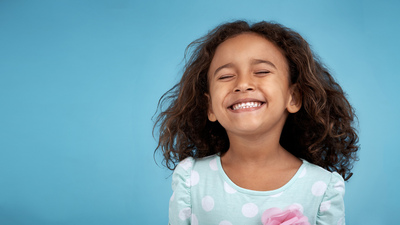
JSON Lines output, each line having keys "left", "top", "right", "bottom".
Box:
{"left": 154, "top": 20, "right": 359, "bottom": 225}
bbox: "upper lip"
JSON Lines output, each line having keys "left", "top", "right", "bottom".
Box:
{"left": 228, "top": 98, "right": 266, "bottom": 108}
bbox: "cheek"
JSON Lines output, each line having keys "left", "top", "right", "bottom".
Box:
{"left": 209, "top": 85, "right": 223, "bottom": 103}
{"left": 209, "top": 95, "right": 227, "bottom": 116}
{"left": 211, "top": 96, "right": 223, "bottom": 110}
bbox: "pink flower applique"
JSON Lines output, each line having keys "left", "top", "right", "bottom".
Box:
{"left": 261, "top": 204, "right": 310, "bottom": 225}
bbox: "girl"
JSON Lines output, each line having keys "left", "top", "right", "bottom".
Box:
{"left": 154, "top": 20, "right": 359, "bottom": 225}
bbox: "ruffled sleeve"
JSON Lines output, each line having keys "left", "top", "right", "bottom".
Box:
{"left": 316, "top": 172, "right": 346, "bottom": 225}
{"left": 168, "top": 157, "right": 194, "bottom": 225}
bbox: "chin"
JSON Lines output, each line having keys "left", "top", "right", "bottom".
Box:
{"left": 226, "top": 126, "right": 265, "bottom": 136}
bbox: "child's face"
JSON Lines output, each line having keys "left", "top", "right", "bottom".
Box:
{"left": 207, "top": 33, "right": 301, "bottom": 138}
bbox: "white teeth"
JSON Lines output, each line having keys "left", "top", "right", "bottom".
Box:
{"left": 232, "top": 102, "right": 262, "bottom": 110}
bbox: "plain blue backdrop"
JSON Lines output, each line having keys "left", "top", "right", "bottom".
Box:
{"left": 1, "top": 0, "right": 399, "bottom": 224}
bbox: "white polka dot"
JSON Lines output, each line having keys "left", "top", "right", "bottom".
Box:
{"left": 224, "top": 182, "right": 237, "bottom": 194}
{"left": 179, "top": 158, "right": 192, "bottom": 170}
{"left": 185, "top": 179, "right": 190, "bottom": 187}
{"left": 287, "top": 203, "right": 304, "bottom": 213}
{"left": 271, "top": 192, "right": 283, "bottom": 197}
{"left": 219, "top": 221, "right": 233, "bottom": 225}
{"left": 299, "top": 167, "right": 307, "bottom": 178}
{"left": 191, "top": 170, "right": 200, "bottom": 186}
{"left": 170, "top": 192, "right": 175, "bottom": 202}
{"left": 191, "top": 214, "right": 198, "bottom": 225}
{"left": 179, "top": 207, "right": 191, "bottom": 220}
{"left": 312, "top": 181, "right": 327, "bottom": 196}
{"left": 202, "top": 196, "right": 215, "bottom": 212}
{"left": 337, "top": 216, "right": 345, "bottom": 225}
{"left": 209, "top": 158, "right": 218, "bottom": 171}
{"left": 334, "top": 181, "right": 345, "bottom": 192}
{"left": 242, "top": 203, "right": 258, "bottom": 218}
{"left": 320, "top": 201, "right": 331, "bottom": 212}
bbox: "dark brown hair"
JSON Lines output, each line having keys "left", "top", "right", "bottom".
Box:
{"left": 153, "top": 20, "right": 359, "bottom": 181}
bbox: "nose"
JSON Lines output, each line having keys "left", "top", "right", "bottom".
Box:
{"left": 234, "top": 75, "right": 255, "bottom": 92}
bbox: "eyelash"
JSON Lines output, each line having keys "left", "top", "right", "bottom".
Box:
{"left": 218, "top": 75, "right": 234, "bottom": 80}
{"left": 255, "top": 71, "right": 270, "bottom": 74}
{"left": 218, "top": 71, "right": 270, "bottom": 80}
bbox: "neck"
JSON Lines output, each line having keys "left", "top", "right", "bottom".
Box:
{"left": 223, "top": 131, "right": 284, "bottom": 166}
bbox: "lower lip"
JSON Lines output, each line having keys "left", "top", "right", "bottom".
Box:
{"left": 228, "top": 103, "right": 265, "bottom": 113}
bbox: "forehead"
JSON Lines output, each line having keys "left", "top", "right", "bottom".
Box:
{"left": 209, "top": 32, "right": 288, "bottom": 73}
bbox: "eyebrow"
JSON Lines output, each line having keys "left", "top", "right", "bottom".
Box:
{"left": 213, "top": 63, "right": 234, "bottom": 77}
{"left": 250, "top": 59, "right": 277, "bottom": 69}
{"left": 213, "top": 59, "right": 277, "bottom": 77}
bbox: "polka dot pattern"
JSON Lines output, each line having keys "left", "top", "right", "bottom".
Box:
{"left": 209, "top": 158, "right": 218, "bottom": 171}
{"left": 170, "top": 156, "right": 345, "bottom": 225}
{"left": 202, "top": 196, "right": 215, "bottom": 212}
{"left": 287, "top": 203, "right": 304, "bottom": 213}
{"left": 271, "top": 192, "right": 283, "bottom": 197}
{"left": 180, "top": 158, "right": 192, "bottom": 170}
{"left": 185, "top": 178, "right": 190, "bottom": 187}
{"left": 334, "top": 181, "right": 345, "bottom": 192}
{"left": 299, "top": 167, "right": 307, "bottom": 178}
{"left": 179, "top": 207, "right": 191, "bottom": 221}
{"left": 242, "top": 203, "right": 258, "bottom": 218}
{"left": 219, "top": 221, "right": 233, "bottom": 225}
{"left": 312, "top": 181, "right": 327, "bottom": 196}
{"left": 320, "top": 200, "right": 331, "bottom": 212}
{"left": 337, "top": 216, "right": 345, "bottom": 225}
{"left": 224, "top": 182, "right": 237, "bottom": 194}
{"left": 191, "top": 170, "right": 200, "bottom": 187}
{"left": 191, "top": 214, "right": 198, "bottom": 225}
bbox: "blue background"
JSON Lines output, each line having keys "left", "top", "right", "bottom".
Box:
{"left": 1, "top": 0, "right": 399, "bottom": 224}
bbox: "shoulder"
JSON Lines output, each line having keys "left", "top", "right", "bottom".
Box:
{"left": 300, "top": 162, "right": 346, "bottom": 224}
{"left": 176, "top": 157, "right": 196, "bottom": 171}
{"left": 297, "top": 160, "right": 345, "bottom": 202}
{"left": 172, "top": 155, "right": 218, "bottom": 189}
{"left": 171, "top": 157, "right": 194, "bottom": 191}
{"left": 301, "top": 160, "right": 345, "bottom": 186}
{"left": 175, "top": 155, "right": 218, "bottom": 172}
{"left": 294, "top": 161, "right": 346, "bottom": 224}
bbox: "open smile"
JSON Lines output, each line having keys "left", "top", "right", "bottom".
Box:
{"left": 228, "top": 100, "right": 266, "bottom": 111}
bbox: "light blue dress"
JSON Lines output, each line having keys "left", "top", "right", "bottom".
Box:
{"left": 168, "top": 154, "right": 345, "bottom": 225}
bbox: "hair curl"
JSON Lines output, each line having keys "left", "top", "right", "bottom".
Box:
{"left": 153, "top": 20, "right": 359, "bottom": 181}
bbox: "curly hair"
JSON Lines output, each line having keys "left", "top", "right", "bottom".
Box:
{"left": 153, "top": 20, "right": 359, "bottom": 181}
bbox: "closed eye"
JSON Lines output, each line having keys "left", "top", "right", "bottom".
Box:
{"left": 218, "top": 75, "right": 234, "bottom": 80}
{"left": 255, "top": 71, "right": 270, "bottom": 75}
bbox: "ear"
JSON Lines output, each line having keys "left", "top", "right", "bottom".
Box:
{"left": 287, "top": 84, "right": 302, "bottom": 113}
{"left": 205, "top": 93, "right": 217, "bottom": 122}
